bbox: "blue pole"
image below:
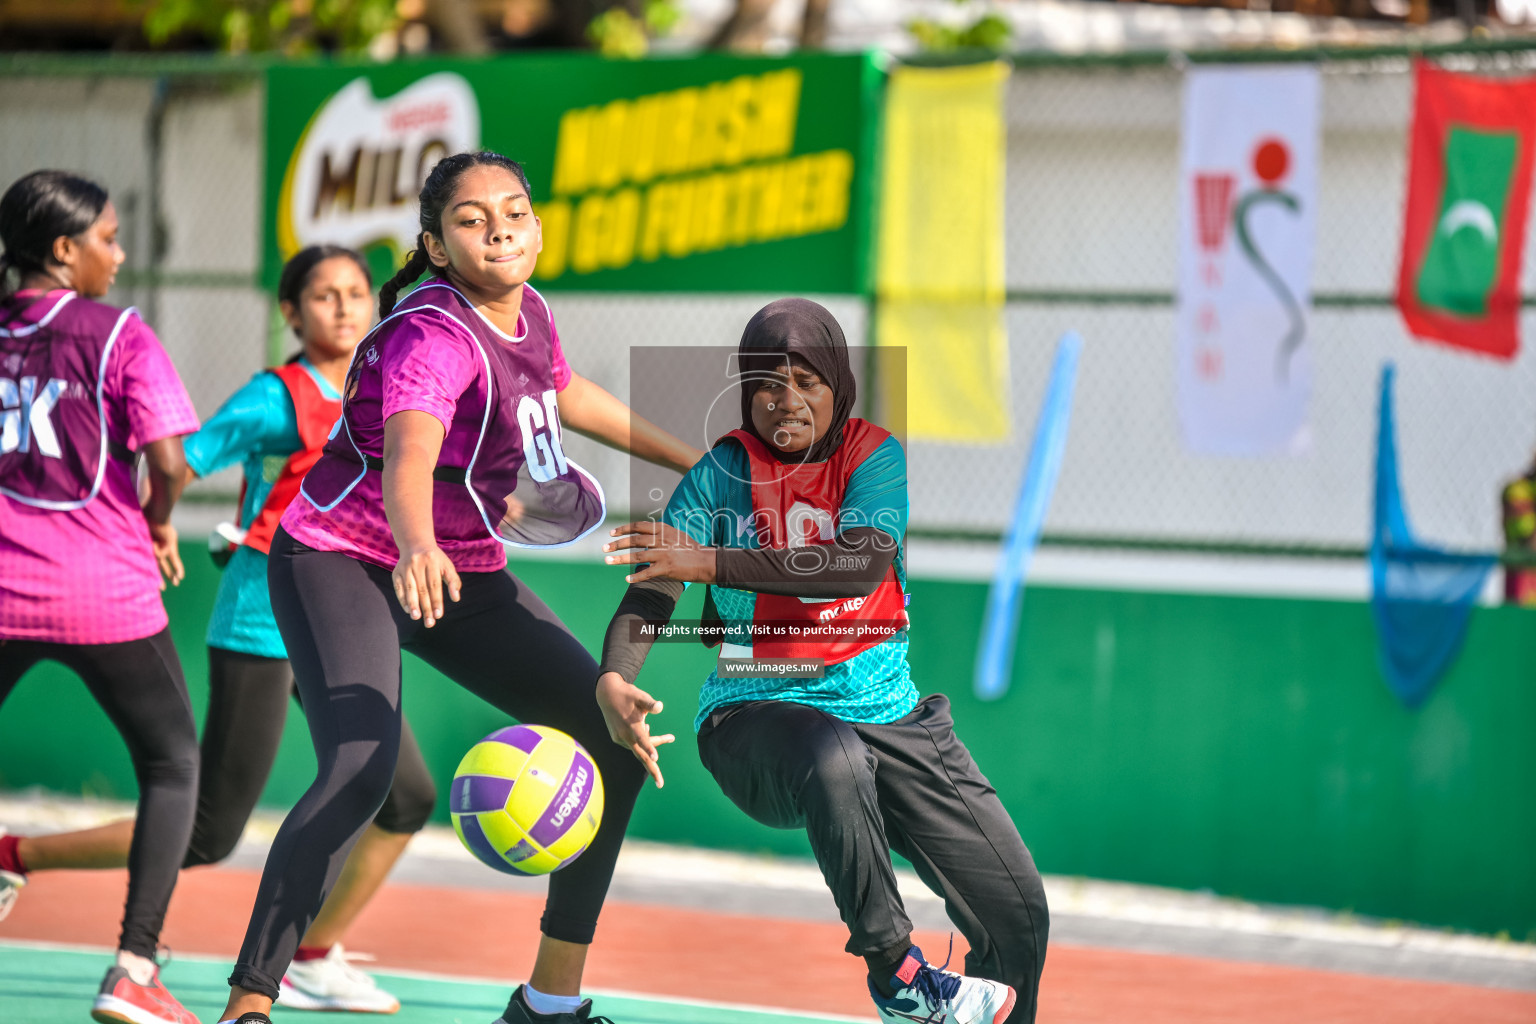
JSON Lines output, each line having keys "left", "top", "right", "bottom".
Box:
{"left": 974, "top": 332, "right": 1083, "bottom": 701}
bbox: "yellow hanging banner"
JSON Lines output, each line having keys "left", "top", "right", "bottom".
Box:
{"left": 876, "top": 61, "right": 1010, "bottom": 442}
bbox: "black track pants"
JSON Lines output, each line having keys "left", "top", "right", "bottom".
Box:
{"left": 698, "top": 694, "right": 1050, "bottom": 1024}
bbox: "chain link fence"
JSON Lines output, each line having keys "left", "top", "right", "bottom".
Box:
{"left": 983, "top": 48, "right": 1536, "bottom": 556}
{"left": 3, "top": 45, "right": 1533, "bottom": 554}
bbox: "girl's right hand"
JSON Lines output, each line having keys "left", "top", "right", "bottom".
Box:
{"left": 392, "top": 544, "right": 462, "bottom": 628}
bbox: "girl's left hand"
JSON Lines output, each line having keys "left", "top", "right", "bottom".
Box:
{"left": 603, "top": 520, "right": 717, "bottom": 585}
{"left": 149, "top": 521, "right": 184, "bottom": 588}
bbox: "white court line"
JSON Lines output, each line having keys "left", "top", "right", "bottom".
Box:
{"left": 0, "top": 939, "right": 878, "bottom": 1024}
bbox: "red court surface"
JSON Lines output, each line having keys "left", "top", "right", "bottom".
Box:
{"left": 3, "top": 867, "right": 1532, "bottom": 1024}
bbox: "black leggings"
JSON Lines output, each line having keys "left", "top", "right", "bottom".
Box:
{"left": 229, "top": 529, "right": 648, "bottom": 999}
{"left": 187, "top": 647, "right": 437, "bottom": 867}
{"left": 0, "top": 629, "right": 199, "bottom": 959}
{"left": 698, "top": 695, "right": 1049, "bottom": 1024}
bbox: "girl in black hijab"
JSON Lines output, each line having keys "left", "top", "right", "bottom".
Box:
{"left": 594, "top": 299, "right": 1049, "bottom": 1024}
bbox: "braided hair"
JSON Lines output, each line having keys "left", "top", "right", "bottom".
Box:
{"left": 0, "top": 170, "right": 109, "bottom": 300}
{"left": 378, "top": 151, "right": 534, "bottom": 319}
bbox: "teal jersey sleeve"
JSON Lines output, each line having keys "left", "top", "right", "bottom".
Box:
{"left": 183, "top": 372, "right": 301, "bottom": 478}
{"left": 840, "top": 435, "right": 909, "bottom": 546}
{"left": 195, "top": 361, "right": 339, "bottom": 659}
{"left": 662, "top": 443, "right": 753, "bottom": 549}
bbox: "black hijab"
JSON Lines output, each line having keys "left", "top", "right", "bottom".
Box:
{"left": 735, "top": 298, "right": 856, "bottom": 465}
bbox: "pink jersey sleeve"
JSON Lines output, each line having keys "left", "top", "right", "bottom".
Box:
{"left": 379, "top": 317, "right": 480, "bottom": 434}
{"left": 550, "top": 316, "right": 573, "bottom": 391}
{"left": 113, "top": 316, "right": 199, "bottom": 450}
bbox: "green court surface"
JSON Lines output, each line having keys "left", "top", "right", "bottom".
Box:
{"left": 0, "top": 942, "right": 866, "bottom": 1024}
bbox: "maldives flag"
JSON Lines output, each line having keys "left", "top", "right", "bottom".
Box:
{"left": 1398, "top": 61, "right": 1536, "bottom": 360}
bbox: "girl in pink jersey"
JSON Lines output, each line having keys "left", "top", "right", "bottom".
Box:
{"left": 0, "top": 170, "right": 201, "bottom": 1024}
{"left": 216, "top": 152, "right": 701, "bottom": 1024}
{"left": 1, "top": 246, "right": 436, "bottom": 1014}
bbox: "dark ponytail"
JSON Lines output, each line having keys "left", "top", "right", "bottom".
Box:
{"left": 0, "top": 170, "right": 109, "bottom": 300}
{"left": 378, "top": 150, "right": 534, "bottom": 319}
{"left": 378, "top": 240, "right": 433, "bottom": 319}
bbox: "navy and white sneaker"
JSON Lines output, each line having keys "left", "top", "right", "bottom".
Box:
{"left": 495, "top": 985, "right": 615, "bottom": 1024}
{"left": 868, "top": 945, "right": 1016, "bottom": 1024}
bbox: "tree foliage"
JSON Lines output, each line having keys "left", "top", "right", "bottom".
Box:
{"left": 907, "top": 0, "right": 1012, "bottom": 53}
{"left": 141, "top": 0, "right": 400, "bottom": 52}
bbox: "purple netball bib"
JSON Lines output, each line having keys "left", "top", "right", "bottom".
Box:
{"left": 0, "top": 292, "right": 134, "bottom": 510}
{"left": 302, "top": 282, "right": 605, "bottom": 549}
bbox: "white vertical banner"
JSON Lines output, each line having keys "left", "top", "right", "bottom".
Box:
{"left": 1177, "top": 65, "right": 1321, "bottom": 456}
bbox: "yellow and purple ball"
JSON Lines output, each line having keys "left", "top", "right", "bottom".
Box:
{"left": 450, "top": 724, "right": 604, "bottom": 876}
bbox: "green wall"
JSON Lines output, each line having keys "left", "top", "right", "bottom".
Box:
{"left": 2, "top": 544, "right": 1531, "bottom": 939}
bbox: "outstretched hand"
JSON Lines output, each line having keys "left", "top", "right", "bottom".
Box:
{"left": 603, "top": 520, "right": 717, "bottom": 585}
{"left": 595, "top": 671, "right": 675, "bottom": 788}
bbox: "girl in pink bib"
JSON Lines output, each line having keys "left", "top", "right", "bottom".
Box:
{"left": 217, "top": 152, "right": 701, "bottom": 1024}
{"left": 0, "top": 170, "right": 201, "bottom": 1024}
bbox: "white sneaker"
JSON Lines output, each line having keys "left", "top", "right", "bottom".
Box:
{"left": 278, "top": 945, "right": 401, "bottom": 1014}
{"left": 868, "top": 945, "right": 1016, "bottom": 1024}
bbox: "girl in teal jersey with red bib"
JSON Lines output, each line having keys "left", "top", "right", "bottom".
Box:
{"left": 596, "top": 299, "right": 1049, "bottom": 1024}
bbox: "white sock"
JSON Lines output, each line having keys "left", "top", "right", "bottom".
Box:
{"left": 115, "top": 949, "right": 156, "bottom": 986}
{"left": 522, "top": 984, "right": 582, "bottom": 1016}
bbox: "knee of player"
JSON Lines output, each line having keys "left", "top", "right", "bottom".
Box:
{"left": 139, "top": 743, "right": 200, "bottom": 787}
{"left": 376, "top": 777, "right": 437, "bottom": 834}
{"left": 355, "top": 763, "right": 399, "bottom": 808}
{"left": 183, "top": 823, "right": 243, "bottom": 867}
{"left": 327, "top": 749, "right": 402, "bottom": 815}
{"left": 797, "top": 747, "right": 874, "bottom": 815}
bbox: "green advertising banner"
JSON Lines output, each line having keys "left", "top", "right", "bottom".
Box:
{"left": 263, "top": 53, "right": 882, "bottom": 294}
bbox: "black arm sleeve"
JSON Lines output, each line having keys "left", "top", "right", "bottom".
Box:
{"left": 598, "top": 576, "right": 684, "bottom": 684}
{"left": 714, "top": 525, "right": 897, "bottom": 599}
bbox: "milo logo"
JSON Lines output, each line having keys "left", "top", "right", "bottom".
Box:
{"left": 276, "top": 73, "right": 480, "bottom": 263}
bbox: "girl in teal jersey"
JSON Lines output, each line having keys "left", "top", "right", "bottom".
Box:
{"left": 594, "top": 299, "right": 1049, "bottom": 1024}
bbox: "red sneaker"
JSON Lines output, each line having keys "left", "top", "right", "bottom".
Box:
{"left": 91, "top": 965, "right": 200, "bottom": 1024}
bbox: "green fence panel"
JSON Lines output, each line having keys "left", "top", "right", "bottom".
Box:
{"left": 1, "top": 545, "right": 1531, "bottom": 938}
